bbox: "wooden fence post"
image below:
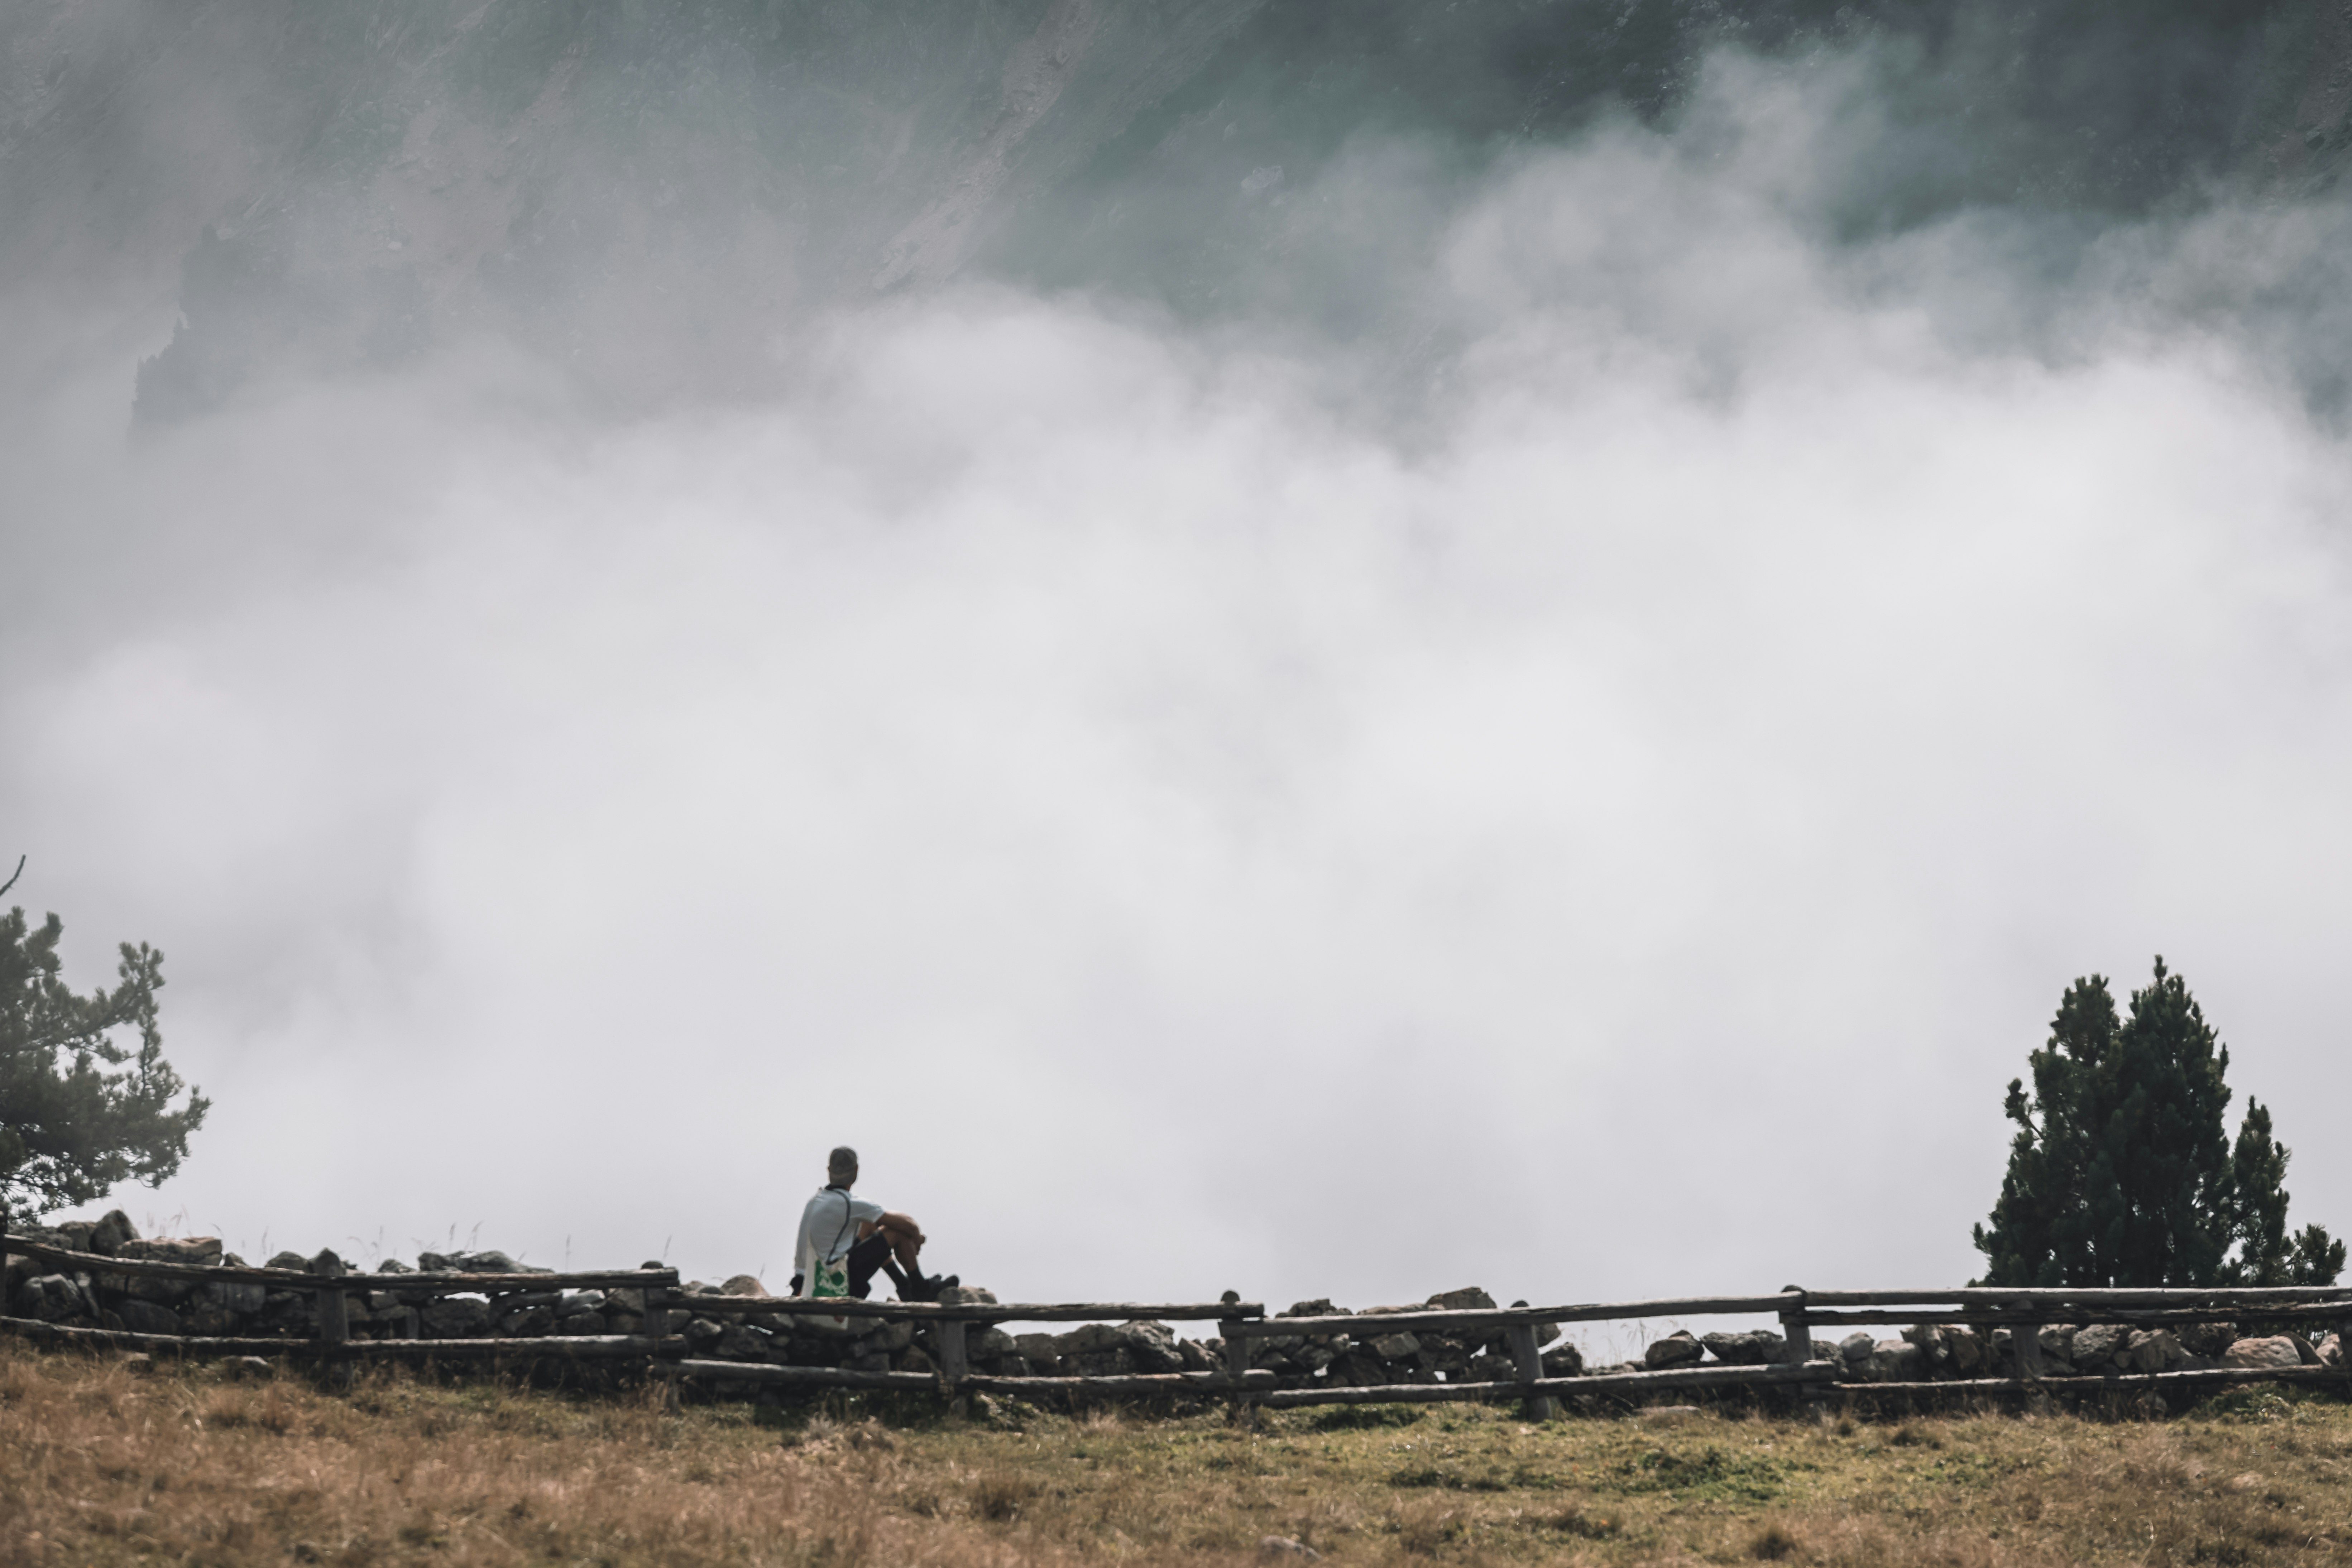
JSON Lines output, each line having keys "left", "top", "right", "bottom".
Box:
{"left": 1504, "top": 1322, "right": 1557, "bottom": 1421}
{"left": 643, "top": 1282, "right": 679, "bottom": 1414}
{"left": 1776, "top": 1288, "right": 1819, "bottom": 1413}
{"left": 937, "top": 1318, "right": 969, "bottom": 1416}
{"left": 2015, "top": 1314, "right": 2045, "bottom": 1382}
{"left": 315, "top": 1254, "right": 350, "bottom": 1391}
{"left": 1221, "top": 1320, "right": 1254, "bottom": 1425}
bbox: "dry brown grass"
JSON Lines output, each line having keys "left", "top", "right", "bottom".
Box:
{"left": 4, "top": 1340, "right": 2350, "bottom": 1567}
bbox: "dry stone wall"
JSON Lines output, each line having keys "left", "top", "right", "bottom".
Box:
{"left": 8, "top": 1212, "right": 2344, "bottom": 1391}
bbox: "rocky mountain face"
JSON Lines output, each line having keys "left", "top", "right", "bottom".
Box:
{"left": 1, "top": 0, "right": 2344, "bottom": 418}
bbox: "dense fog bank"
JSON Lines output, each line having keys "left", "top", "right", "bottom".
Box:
{"left": 4, "top": 5, "right": 2351, "bottom": 1304}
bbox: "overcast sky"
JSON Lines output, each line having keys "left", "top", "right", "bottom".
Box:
{"left": 6, "top": 43, "right": 2351, "bottom": 1328}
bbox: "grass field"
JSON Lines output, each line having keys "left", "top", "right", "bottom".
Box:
{"left": 4, "top": 1341, "right": 2349, "bottom": 1566}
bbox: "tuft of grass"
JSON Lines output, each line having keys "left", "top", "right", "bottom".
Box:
{"left": 969, "top": 1470, "right": 1036, "bottom": 1522}
{"left": 1749, "top": 1520, "right": 1803, "bottom": 1558}
{"left": 1310, "top": 1403, "right": 1425, "bottom": 1431}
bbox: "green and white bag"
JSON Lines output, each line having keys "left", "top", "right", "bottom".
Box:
{"left": 808, "top": 1189, "right": 859, "bottom": 1300}
{"left": 809, "top": 1253, "right": 851, "bottom": 1299}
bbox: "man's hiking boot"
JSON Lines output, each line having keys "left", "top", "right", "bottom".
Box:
{"left": 893, "top": 1269, "right": 959, "bottom": 1303}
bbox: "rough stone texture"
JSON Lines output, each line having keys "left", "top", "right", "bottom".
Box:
{"left": 1866, "top": 1340, "right": 1921, "bottom": 1381}
{"left": 2180, "top": 1321, "right": 2238, "bottom": 1357}
{"left": 720, "top": 1275, "right": 767, "bottom": 1297}
{"left": 715, "top": 1323, "right": 770, "bottom": 1360}
{"left": 1541, "top": 1342, "right": 1585, "bottom": 1376}
{"left": 1369, "top": 1332, "right": 1422, "bottom": 1361}
{"left": 2071, "top": 1323, "right": 2129, "bottom": 1368}
{"left": 425, "top": 1250, "right": 552, "bottom": 1275}
{"left": 1120, "top": 1320, "right": 1186, "bottom": 1373}
{"left": 2319, "top": 1333, "right": 2343, "bottom": 1369}
{"left": 2125, "top": 1329, "right": 2186, "bottom": 1373}
{"left": 115, "top": 1298, "right": 182, "bottom": 1336}
{"left": 2223, "top": 1336, "right": 2305, "bottom": 1370}
{"left": 110, "top": 1238, "right": 221, "bottom": 1303}
{"left": 502, "top": 1304, "right": 557, "bottom": 1336}
{"left": 20, "top": 1274, "right": 86, "bottom": 1321}
{"left": 1645, "top": 1330, "right": 1704, "bottom": 1370}
{"left": 1838, "top": 1332, "right": 1876, "bottom": 1366}
{"left": 421, "top": 1298, "right": 492, "bottom": 1338}
{"left": 89, "top": 1210, "right": 138, "bottom": 1257}
{"left": 1425, "top": 1287, "right": 1498, "bottom": 1312}
{"left": 1702, "top": 1331, "right": 1770, "bottom": 1365}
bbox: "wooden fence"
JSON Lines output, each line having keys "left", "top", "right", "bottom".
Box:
{"left": 5, "top": 1233, "right": 2347, "bottom": 1415}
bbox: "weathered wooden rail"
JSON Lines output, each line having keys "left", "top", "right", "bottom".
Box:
{"left": 5, "top": 1232, "right": 2345, "bottom": 1415}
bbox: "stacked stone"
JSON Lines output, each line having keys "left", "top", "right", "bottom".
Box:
{"left": 1200, "top": 1288, "right": 1579, "bottom": 1387}
{"left": 9, "top": 1215, "right": 2344, "bottom": 1387}
{"left": 1606, "top": 1318, "right": 2347, "bottom": 1382}
{"left": 1, "top": 1214, "right": 601, "bottom": 1343}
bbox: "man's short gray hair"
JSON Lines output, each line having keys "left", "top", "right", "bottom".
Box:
{"left": 828, "top": 1145, "right": 859, "bottom": 1179}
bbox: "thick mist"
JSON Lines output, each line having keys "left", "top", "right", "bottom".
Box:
{"left": 7, "top": 22, "right": 2352, "bottom": 1316}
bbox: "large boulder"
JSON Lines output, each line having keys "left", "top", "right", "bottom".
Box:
{"left": 501, "top": 1303, "right": 557, "bottom": 1336}
{"left": 1838, "top": 1332, "right": 1876, "bottom": 1367}
{"left": 89, "top": 1210, "right": 138, "bottom": 1257}
{"left": 2223, "top": 1336, "right": 2305, "bottom": 1370}
{"left": 419, "top": 1250, "right": 544, "bottom": 1275}
{"left": 720, "top": 1275, "right": 767, "bottom": 1297}
{"left": 2070, "top": 1323, "right": 2130, "bottom": 1370}
{"left": 966, "top": 1325, "right": 1017, "bottom": 1360}
{"left": 938, "top": 1285, "right": 997, "bottom": 1307}
{"left": 1701, "top": 1331, "right": 1771, "bottom": 1365}
{"left": 1541, "top": 1342, "right": 1585, "bottom": 1376}
{"left": 115, "top": 1298, "right": 181, "bottom": 1336}
{"left": 1014, "top": 1333, "right": 1062, "bottom": 1372}
{"left": 1867, "top": 1340, "right": 1922, "bottom": 1381}
{"left": 2124, "top": 1329, "right": 2186, "bottom": 1373}
{"left": 1368, "top": 1331, "right": 1421, "bottom": 1362}
{"left": 2180, "top": 1320, "right": 2239, "bottom": 1358}
{"left": 421, "top": 1298, "right": 492, "bottom": 1338}
{"left": 2318, "top": 1333, "right": 2343, "bottom": 1369}
{"left": 20, "top": 1274, "right": 87, "bottom": 1321}
{"left": 1644, "top": 1331, "right": 1704, "bottom": 1370}
{"left": 1943, "top": 1325, "right": 1984, "bottom": 1374}
{"left": 862, "top": 1319, "right": 916, "bottom": 1353}
{"left": 715, "top": 1323, "right": 771, "bottom": 1360}
{"left": 1425, "top": 1287, "right": 1498, "bottom": 1312}
{"left": 1118, "top": 1320, "right": 1186, "bottom": 1374}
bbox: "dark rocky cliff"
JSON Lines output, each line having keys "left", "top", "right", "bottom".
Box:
{"left": 1, "top": 0, "right": 2342, "bottom": 417}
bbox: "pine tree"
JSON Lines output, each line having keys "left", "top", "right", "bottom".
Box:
{"left": 1, "top": 895, "right": 209, "bottom": 1224}
{"left": 1972, "top": 957, "right": 2339, "bottom": 1288}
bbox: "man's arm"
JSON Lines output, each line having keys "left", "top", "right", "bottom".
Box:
{"left": 859, "top": 1210, "right": 924, "bottom": 1244}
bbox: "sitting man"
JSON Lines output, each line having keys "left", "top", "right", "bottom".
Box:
{"left": 791, "top": 1145, "right": 957, "bottom": 1303}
